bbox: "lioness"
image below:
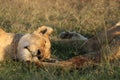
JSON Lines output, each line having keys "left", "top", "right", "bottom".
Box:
{"left": 0, "top": 26, "right": 53, "bottom": 63}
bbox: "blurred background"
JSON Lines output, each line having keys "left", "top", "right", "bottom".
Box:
{"left": 0, "top": 0, "right": 119, "bottom": 38}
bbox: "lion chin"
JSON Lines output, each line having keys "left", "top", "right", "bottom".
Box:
{"left": 0, "top": 26, "right": 53, "bottom": 63}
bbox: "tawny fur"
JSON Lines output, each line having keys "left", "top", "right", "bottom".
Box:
{"left": 0, "top": 26, "right": 53, "bottom": 63}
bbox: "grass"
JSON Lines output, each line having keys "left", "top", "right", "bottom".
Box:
{"left": 0, "top": 0, "right": 120, "bottom": 80}
{"left": 1, "top": 60, "right": 120, "bottom": 80}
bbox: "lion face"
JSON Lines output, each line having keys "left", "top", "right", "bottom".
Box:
{"left": 17, "top": 26, "right": 53, "bottom": 62}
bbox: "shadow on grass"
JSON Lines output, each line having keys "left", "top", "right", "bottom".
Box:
{"left": 51, "top": 39, "right": 86, "bottom": 60}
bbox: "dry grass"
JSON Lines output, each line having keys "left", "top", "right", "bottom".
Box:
{"left": 0, "top": 0, "right": 119, "bottom": 35}
{"left": 0, "top": 0, "right": 120, "bottom": 80}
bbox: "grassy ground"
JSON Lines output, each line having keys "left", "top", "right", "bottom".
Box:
{"left": 0, "top": 0, "right": 120, "bottom": 80}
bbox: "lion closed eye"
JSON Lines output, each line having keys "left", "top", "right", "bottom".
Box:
{"left": 17, "top": 26, "right": 53, "bottom": 62}
{"left": 0, "top": 26, "right": 53, "bottom": 63}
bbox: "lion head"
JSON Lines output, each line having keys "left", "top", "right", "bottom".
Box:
{"left": 17, "top": 26, "right": 53, "bottom": 62}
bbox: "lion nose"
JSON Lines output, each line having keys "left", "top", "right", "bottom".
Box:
{"left": 37, "top": 50, "right": 41, "bottom": 55}
{"left": 36, "top": 50, "right": 43, "bottom": 60}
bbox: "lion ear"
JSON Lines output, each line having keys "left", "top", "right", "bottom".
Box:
{"left": 34, "top": 26, "right": 53, "bottom": 37}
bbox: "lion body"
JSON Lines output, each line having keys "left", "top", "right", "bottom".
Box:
{"left": 0, "top": 29, "right": 15, "bottom": 61}
{"left": 0, "top": 26, "right": 53, "bottom": 63}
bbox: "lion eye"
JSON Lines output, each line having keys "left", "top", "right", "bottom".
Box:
{"left": 24, "top": 46, "right": 31, "bottom": 52}
{"left": 24, "top": 46, "right": 28, "bottom": 49}
{"left": 37, "top": 50, "right": 41, "bottom": 55}
{"left": 24, "top": 46, "right": 29, "bottom": 50}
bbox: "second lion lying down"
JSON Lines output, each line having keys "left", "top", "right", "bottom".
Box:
{"left": 0, "top": 26, "right": 53, "bottom": 63}
{"left": 36, "top": 22, "right": 120, "bottom": 69}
